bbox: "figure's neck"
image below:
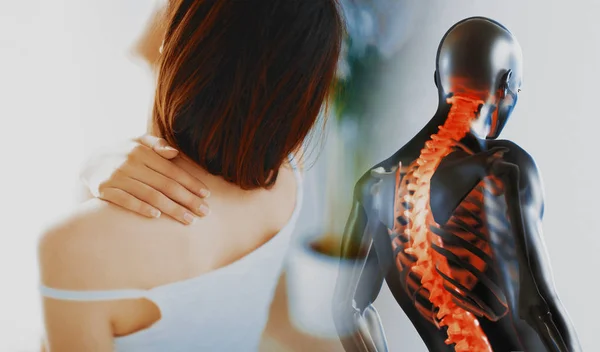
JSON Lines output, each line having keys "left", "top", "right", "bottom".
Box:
{"left": 460, "top": 132, "right": 485, "bottom": 153}
{"left": 417, "top": 97, "right": 486, "bottom": 150}
{"left": 389, "top": 97, "right": 487, "bottom": 163}
{"left": 415, "top": 101, "right": 452, "bottom": 141}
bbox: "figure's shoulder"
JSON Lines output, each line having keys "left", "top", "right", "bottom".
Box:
{"left": 353, "top": 156, "right": 401, "bottom": 204}
{"left": 38, "top": 199, "right": 174, "bottom": 290}
{"left": 487, "top": 139, "right": 544, "bottom": 200}
{"left": 488, "top": 139, "right": 540, "bottom": 174}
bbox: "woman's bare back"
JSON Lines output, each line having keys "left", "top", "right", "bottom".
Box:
{"left": 39, "top": 159, "right": 299, "bottom": 337}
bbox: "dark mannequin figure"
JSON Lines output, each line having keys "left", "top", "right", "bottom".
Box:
{"left": 333, "top": 17, "right": 582, "bottom": 352}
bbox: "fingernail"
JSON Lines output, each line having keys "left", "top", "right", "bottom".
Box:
{"left": 150, "top": 209, "right": 161, "bottom": 218}
{"left": 199, "top": 189, "right": 211, "bottom": 198}
{"left": 198, "top": 205, "right": 210, "bottom": 216}
{"left": 184, "top": 212, "right": 196, "bottom": 224}
{"left": 163, "top": 146, "right": 178, "bottom": 152}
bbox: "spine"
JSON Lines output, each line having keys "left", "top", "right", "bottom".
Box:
{"left": 402, "top": 96, "right": 492, "bottom": 351}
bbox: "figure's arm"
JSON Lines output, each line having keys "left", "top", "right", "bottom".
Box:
{"left": 333, "top": 182, "right": 390, "bottom": 352}
{"left": 80, "top": 135, "right": 211, "bottom": 224}
{"left": 491, "top": 153, "right": 582, "bottom": 352}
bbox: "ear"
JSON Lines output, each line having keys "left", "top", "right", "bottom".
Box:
{"left": 499, "top": 69, "right": 513, "bottom": 99}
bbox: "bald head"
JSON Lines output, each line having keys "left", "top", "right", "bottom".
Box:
{"left": 435, "top": 17, "right": 523, "bottom": 102}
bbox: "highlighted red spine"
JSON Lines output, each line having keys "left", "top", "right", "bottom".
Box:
{"left": 403, "top": 95, "right": 492, "bottom": 352}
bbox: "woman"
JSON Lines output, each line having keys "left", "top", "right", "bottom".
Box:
{"left": 38, "top": 1, "right": 343, "bottom": 351}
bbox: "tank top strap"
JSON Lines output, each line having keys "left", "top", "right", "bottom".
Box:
{"left": 39, "top": 284, "right": 155, "bottom": 302}
{"left": 39, "top": 284, "right": 176, "bottom": 329}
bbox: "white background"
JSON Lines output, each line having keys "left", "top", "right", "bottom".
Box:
{"left": 1, "top": 1, "right": 598, "bottom": 351}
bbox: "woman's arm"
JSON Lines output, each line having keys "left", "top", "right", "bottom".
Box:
{"left": 41, "top": 298, "right": 114, "bottom": 352}
{"left": 38, "top": 213, "right": 127, "bottom": 352}
{"left": 81, "top": 134, "right": 211, "bottom": 225}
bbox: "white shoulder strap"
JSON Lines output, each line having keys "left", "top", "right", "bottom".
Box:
{"left": 39, "top": 284, "right": 150, "bottom": 302}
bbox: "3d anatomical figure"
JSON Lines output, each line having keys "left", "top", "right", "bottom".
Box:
{"left": 333, "top": 17, "right": 582, "bottom": 352}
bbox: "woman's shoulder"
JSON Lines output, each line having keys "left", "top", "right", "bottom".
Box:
{"left": 38, "top": 199, "right": 182, "bottom": 290}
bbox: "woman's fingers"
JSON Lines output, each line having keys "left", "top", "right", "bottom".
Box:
{"left": 121, "top": 163, "right": 210, "bottom": 217}
{"left": 154, "top": 146, "right": 180, "bottom": 160}
{"left": 135, "top": 134, "right": 168, "bottom": 150}
{"left": 98, "top": 187, "right": 161, "bottom": 219}
{"left": 109, "top": 174, "right": 201, "bottom": 225}
{"left": 85, "top": 135, "right": 212, "bottom": 221}
{"left": 135, "top": 134, "right": 179, "bottom": 159}
{"left": 132, "top": 145, "right": 211, "bottom": 198}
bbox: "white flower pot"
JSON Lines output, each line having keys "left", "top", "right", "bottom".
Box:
{"left": 285, "top": 234, "right": 358, "bottom": 339}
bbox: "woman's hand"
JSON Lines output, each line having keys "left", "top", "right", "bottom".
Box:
{"left": 81, "top": 135, "right": 210, "bottom": 225}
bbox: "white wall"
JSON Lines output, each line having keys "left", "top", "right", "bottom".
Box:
{"left": 368, "top": 1, "right": 600, "bottom": 351}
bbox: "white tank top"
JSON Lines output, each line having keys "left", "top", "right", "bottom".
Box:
{"left": 39, "top": 155, "right": 303, "bottom": 351}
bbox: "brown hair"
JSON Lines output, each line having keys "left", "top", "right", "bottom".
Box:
{"left": 152, "top": 0, "right": 343, "bottom": 189}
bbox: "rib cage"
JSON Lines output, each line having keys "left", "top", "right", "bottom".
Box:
{"left": 392, "top": 174, "right": 512, "bottom": 324}
{"left": 429, "top": 176, "right": 510, "bottom": 322}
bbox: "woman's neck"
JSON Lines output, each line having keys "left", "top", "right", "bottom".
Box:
{"left": 171, "top": 152, "right": 294, "bottom": 197}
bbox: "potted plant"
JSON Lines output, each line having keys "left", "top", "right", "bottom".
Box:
{"left": 285, "top": 0, "right": 423, "bottom": 338}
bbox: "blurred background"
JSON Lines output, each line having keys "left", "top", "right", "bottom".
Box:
{"left": 1, "top": 0, "right": 599, "bottom": 351}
